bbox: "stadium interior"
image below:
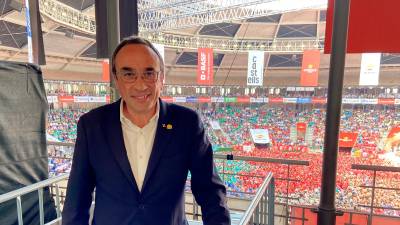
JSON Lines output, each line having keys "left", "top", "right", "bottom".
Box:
{"left": 0, "top": 0, "right": 399, "bottom": 225}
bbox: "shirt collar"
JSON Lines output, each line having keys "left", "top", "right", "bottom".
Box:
{"left": 120, "top": 98, "right": 160, "bottom": 129}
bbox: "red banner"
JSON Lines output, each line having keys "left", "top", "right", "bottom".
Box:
{"left": 106, "top": 95, "right": 111, "bottom": 103}
{"left": 237, "top": 97, "right": 250, "bottom": 103}
{"left": 378, "top": 98, "right": 395, "bottom": 105}
{"left": 58, "top": 96, "right": 74, "bottom": 103}
{"left": 300, "top": 50, "right": 320, "bottom": 86}
{"left": 325, "top": 0, "right": 400, "bottom": 53}
{"left": 312, "top": 97, "right": 327, "bottom": 104}
{"left": 339, "top": 132, "right": 358, "bottom": 148}
{"left": 198, "top": 96, "right": 211, "bottom": 103}
{"left": 161, "top": 96, "right": 173, "bottom": 102}
{"left": 269, "top": 98, "right": 283, "bottom": 103}
{"left": 102, "top": 60, "right": 110, "bottom": 82}
{"left": 197, "top": 48, "right": 213, "bottom": 85}
{"left": 297, "top": 122, "right": 307, "bottom": 133}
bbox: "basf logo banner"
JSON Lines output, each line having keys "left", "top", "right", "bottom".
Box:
{"left": 247, "top": 51, "right": 264, "bottom": 86}
{"left": 197, "top": 48, "right": 213, "bottom": 85}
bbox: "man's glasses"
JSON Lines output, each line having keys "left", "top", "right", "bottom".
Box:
{"left": 116, "top": 69, "right": 161, "bottom": 83}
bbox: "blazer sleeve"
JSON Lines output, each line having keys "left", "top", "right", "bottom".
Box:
{"left": 62, "top": 116, "right": 95, "bottom": 225}
{"left": 188, "top": 112, "right": 231, "bottom": 225}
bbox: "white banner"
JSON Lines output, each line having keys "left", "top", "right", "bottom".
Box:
{"left": 342, "top": 98, "right": 361, "bottom": 104}
{"left": 153, "top": 43, "right": 165, "bottom": 60}
{"left": 263, "top": 97, "right": 269, "bottom": 103}
{"left": 243, "top": 145, "right": 252, "bottom": 153}
{"left": 173, "top": 97, "right": 186, "bottom": 103}
{"left": 247, "top": 51, "right": 264, "bottom": 86}
{"left": 47, "top": 96, "right": 58, "bottom": 103}
{"left": 88, "top": 96, "right": 106, "bottom": 103}
{"left": 395, "top": 99, "right": 400, "bottom": 105}
{"left": 210, "top": 121, "right": 222, "bottom": 130}
{"left": 211, "top": 97, "right": 224, "bottom": 103}
{"left": 283, "top": 98, "right": 297, "bottom": 103}
{"left": 250, "top": 97, "right": 264, "bottom": 103}
{"left": 360, "top": 98, "right": 378, "bottom": 105}
{"left": 250, "top": 129, "right": 271, "bottom": 144}
{"left": 359, "top": 53, "right": 381, "bottom": 86}
{"left": 74, "top": 96, "right": 89, "bottom": 103}
{"left": 153, "top": 43, "right": 165, "bottom": 82}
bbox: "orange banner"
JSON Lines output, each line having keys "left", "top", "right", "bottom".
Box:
{"left": 384, "top": 125, "right": 400, "bottom": 151}
{"left": 269, "top": 98, "right": 283, "bottom": 103}
{"left": 325, "top": 0, "right": 400, "bottom": 53}
{"left": 339, "top": 132, "right": 358, "bottom": 148}
{"left": 198, "top": 97, "right": 211, "bottom": 103}
{"left": 197, "top": 48, "right": 213, "bottom": 85}
{"left": 58, "top": 96, "right": 74, "bottom": 103}
{"left": 312, "top": 97, "right": 327, "bottom": 104}
{"left": 161, "top": 96, "right": 173, "bottom": 102}
{"left": 237, "top": 97, "right": 250, "bottom": 103}
{"left": 102, "top": 60, "right": 110, "bottom": 82}
{"left": 297, "top": 122, "right": 307, "bottom": 133}
{"left": 378, "top": 98, "right": 395, "bottom": 105}
{"left": 300, "top": 50, "right": 320, "bottom": 86}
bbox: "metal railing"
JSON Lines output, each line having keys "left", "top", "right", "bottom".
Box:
{"left": 351, "top": 164, "right": 400, "bottom": 225}
{"left": 239, "top": 172, "right": 275, "bottom": 225}
{"left": 27, "top": 142, "right": 400, "bottom": 225}
{"left": 0, "top": 174, "right": 69, "bottom": 225}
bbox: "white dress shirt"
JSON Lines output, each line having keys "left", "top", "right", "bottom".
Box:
{"left": 120, "top": 100, "right": 159, "bottom": 191}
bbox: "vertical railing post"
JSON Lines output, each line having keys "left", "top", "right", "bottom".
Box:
{"left": 16, "top": 196, "right": 23, "bottom": 225}
{"left": 263, "top": 194, "right": 267, "bottom": 224}
{"left": 255, "top": 205, "right": 260, "bottom": 224}
{"left": 268, "top": 178, "right": 275, "bottom": 225}
{"left": 38, "top": 188, "right": 44, "bottom": 225}
{"left": 368, "top": 170, "right": 377, "bottom": 225}
{"left": 286, "top": 164, "right": 290, "bottom": 225}
{"left": 55, "top": 184, "right": 61, "bottom": 218}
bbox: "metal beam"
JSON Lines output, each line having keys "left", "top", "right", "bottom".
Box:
{"left": 39, "top": 0, "right": 326, "bottom": 52}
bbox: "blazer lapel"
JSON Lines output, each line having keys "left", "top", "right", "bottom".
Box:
{"left": 103, "top": 99, "right": 140, "bottom": 194}
{"left": 142, "top": 99, "right": 174, "bottom": 191}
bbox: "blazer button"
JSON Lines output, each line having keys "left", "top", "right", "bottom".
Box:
{"left": 138, "top": 204, "right": 145, "bottom": 210}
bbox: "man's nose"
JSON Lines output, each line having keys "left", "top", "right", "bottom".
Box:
{"left": 132, "top": 77, "right": 148, "bottom": 91}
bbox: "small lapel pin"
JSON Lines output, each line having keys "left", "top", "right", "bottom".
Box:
{"left": 162, "top": 123, "right": 173, "bottom": 129}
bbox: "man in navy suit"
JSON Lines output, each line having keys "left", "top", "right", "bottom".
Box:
{"left": 62, "top": 36, "right": 230, "bottom": 225}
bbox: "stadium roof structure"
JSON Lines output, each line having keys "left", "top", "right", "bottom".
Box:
{"left": 0, "top": 0, "right": 399, "bottom": 86}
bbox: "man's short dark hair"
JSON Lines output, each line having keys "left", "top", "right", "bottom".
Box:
{"left": 111, "top": 36, "right": 165, "bottom": 76}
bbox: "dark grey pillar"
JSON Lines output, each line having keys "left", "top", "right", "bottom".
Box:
{"left": 317, "top": 0, "right": 351, "bottom": 225}
{"left": 27, "top": 0, "right": 45, "bottom": 65}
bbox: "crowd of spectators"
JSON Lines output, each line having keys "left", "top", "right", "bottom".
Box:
{"left": 47, "top": 109, "right": 87, "bottom": 143}
{"left": 48, "top": 145, "right": 74, "bottom": 176}
{"left": 46, "top": 104, "right": 400, "bottom": 216}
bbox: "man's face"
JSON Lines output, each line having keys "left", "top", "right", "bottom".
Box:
{"left": 114, "top": 44, "right": 163, "bottom": 117}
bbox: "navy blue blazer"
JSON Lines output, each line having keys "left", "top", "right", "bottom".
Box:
{"left": 62, "top": 99, "right": 230, "bottom": 225}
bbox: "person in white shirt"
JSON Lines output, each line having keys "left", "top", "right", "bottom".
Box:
{"left": 62, "top": 36, "right": 230, "bottom": 225}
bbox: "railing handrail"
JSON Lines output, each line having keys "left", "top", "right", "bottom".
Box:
{"left": 214, "top": 154, "right": 309, "bottom": 166}
{"left": 47, "top": 141, "right": 75, "bottom": 147}
{"left": 0, "top": 174, "right": 69, "bottom": 204}
{"left": 238, "top": 172, "right": 274, "bottom": 225}
{"left": 352, "top": 164, "right": 400, "bottom": 172}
